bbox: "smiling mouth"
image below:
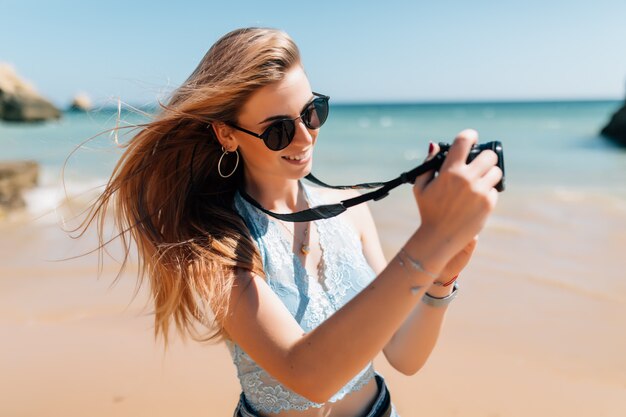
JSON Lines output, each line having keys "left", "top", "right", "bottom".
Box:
{"left": 281, "top": 150, "right": 311, "bottom": 161}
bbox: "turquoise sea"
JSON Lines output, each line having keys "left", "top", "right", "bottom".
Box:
{"left": 2, "top": 100, "right": 626, "bottom": 213}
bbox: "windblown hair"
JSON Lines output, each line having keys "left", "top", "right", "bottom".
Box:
{"left": 81, "top": 28, "right": 301, "bottom": 345}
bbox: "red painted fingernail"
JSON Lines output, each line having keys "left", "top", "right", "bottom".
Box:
{"left": 428, "top": 142, "right": 434, "bottom": 153}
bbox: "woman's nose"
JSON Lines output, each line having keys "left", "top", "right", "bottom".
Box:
{"left": 292, "top": 118, "right": 314, "bottom": 146}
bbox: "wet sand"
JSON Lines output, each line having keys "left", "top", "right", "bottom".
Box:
{"left": 1, "top": 186, "right": 625, "bottom": 416}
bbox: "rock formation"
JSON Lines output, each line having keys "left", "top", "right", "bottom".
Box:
{"left": 601, "top": 99, "right": 626, "bottom": 146}
{"left": 69, "top": 92, "right": 93, "bottom": 111}
{"left": 0, "top": 160, "right": 39, "bottom": 218}
{"left": 0, "top": 63, "right": 61, "bottom": 122}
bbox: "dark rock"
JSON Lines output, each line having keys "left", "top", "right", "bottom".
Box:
{"left": 0, "top": 91, "right": 61, "bottom": 121}
{"left": 0, "top": 160, "right": 39, "bottom": 218}
{"left": 0, "top": 63, "right": 61, "bottom": 122}
{"left": 69, "top": 93, "right": 92, "bottom": 112}
{"left": 601, "top": 100, "right": 626, "bottom": 146}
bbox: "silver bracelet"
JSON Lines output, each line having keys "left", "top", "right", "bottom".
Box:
{"left": 421, "top": 282, "right": 459, "bottom": 308}
{"left": 398, "top": 248, "right": 439, "bottom": 280}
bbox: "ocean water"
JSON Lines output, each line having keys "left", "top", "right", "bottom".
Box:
{"left": 2, "top": 99, "right": 626, "bottom": 331}
{"left": 1, "top": 100, "right": 625, "bottom": 216}
{"left": 314, "top": 100, "right": 626, "bottom": 189}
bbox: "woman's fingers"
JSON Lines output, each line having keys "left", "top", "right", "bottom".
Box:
{"left": 412, "top": 128, "right": 503, "bottom": 258}
{"left": 477, "top": 165, "right": 503, "bottom": 191}
{"left": 413, "top": 141, "right": 440, "bottom": 192}
{"left": 467, "top": 149, "right": 499, "bottom": 178}
{"left": 440, "top": 129, "right": 478, "bottom": 170}
{"left": 487, "top": 187, "right": 499, "bottom": 210}
{"left": 442, "top": 129, "right": 499, "bottom": 188}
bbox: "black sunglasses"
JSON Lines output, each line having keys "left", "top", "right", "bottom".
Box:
{"left": 227, "top": 92, "right": 330, "bottom": 151}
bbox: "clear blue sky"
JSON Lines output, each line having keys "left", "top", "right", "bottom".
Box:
{"left": 2, "top": 0, "right": 626, "bottom": 106}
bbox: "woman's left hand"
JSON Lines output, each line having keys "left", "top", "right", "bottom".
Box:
{"left": 435, "top": 237, "right": 477, "bottom": 284}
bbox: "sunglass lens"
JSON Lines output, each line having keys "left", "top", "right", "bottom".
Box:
{"left": 305, "top": 97, "right": 329, "bottom": 129}
{"left": 265, "top": 120, "right": 296, "bottom": 150}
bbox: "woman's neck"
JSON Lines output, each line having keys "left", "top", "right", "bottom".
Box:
{"left": 242, "top": 170, "right": 306, "bottom": 213}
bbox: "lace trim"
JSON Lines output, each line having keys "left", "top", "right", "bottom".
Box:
{"left": 244, "top": 365, "right": 376, "bottom": 413}
{"left": 307, "top": 185, "right": 376, "bottom": 308}
{"left": 226, "top": 340, "right": 377, "bottom": 413}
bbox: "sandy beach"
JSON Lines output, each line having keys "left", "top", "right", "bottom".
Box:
{"left": 1, "top": 184, "right": 625, "bottom": 417}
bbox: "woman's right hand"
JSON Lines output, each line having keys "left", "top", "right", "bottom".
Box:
{"left": 412, "top": 129, "right": 503, "bottom": 269}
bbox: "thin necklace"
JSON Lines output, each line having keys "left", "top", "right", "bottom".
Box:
{"left": 276, "top": 220, "right": 311, "bottom": 255}
{"left": 273, "top": 184, "right": 312, "bottom": 255}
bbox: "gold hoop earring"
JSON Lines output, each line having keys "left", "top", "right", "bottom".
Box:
{"left": 218, "top": 146, "right": 239, "bottom": 178}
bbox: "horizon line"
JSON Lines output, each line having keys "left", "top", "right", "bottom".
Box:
{"left": 71, "top": 96, "right": 624, "bottom": 112}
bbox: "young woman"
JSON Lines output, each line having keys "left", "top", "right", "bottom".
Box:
{"left": 85, "top": 27, "right": 502, "bottom": 417}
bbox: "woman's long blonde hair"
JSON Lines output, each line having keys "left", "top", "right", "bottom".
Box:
{"left": 81, "top": 28, "right": 301, "bottom": 345}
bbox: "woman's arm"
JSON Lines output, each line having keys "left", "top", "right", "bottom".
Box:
{"left": 222, "top": 131, "right": 502, "bottom": 403}
{"left": 367, "top": 235, "right": 477, "bottom": 375}
{"left": 354, "top": 191, "right": 463, "bottom": 376}
{"left": 355, "top": 143, "right": 479, "bottom": 375}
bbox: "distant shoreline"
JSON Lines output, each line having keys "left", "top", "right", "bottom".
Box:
{"left": 60, "top": 98, "right": 623, "bottom": 113}
{"left": 332, "top": 97, "right": 623, "bottom": 107}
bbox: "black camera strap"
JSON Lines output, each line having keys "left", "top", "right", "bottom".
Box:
{"left": 238, "top": 151, "right": 447, "bottom": 222}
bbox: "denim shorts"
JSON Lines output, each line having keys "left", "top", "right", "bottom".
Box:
{"left": 233, "top": 373, "right": 394, "bottom": 417}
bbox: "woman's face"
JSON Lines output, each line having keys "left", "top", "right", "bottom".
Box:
{"left": 230, "top": 65, "right": 319, "bottom": 186}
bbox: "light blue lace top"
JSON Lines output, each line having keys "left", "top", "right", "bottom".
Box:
{"left": 226, "top": 183, "right": 378, "bottom": 414}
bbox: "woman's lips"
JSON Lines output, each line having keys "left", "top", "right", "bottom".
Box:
{"left": 281, "top": 149, "right": 311, "bottom": 164}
